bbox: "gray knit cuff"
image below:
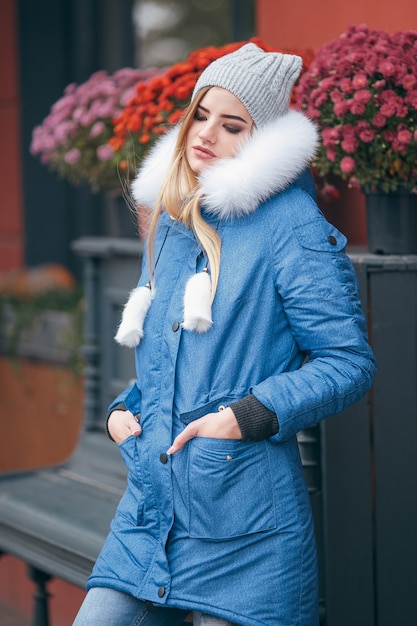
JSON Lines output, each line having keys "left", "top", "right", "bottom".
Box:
{"left": 229, "top": 395, "right": 279, "bottom": 440}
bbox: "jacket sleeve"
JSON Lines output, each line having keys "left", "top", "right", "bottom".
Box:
{"left": 107, "top": 382, "right": 142, "bottom": 417}
{"left": 251, "top": 192, "right": 377, "bottom": 443}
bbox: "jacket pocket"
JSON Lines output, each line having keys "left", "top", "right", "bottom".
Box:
{"left": 294, "top": 218, "right": 347, "bottom": 252}
{"left": 116, "top": 436, "right": 145, "bottom": 526}
{"left": 187, "top": 438, "right": 276, "bottom": 540}
{"left": 179, "top": 396, "right": 236, "bottom": 426}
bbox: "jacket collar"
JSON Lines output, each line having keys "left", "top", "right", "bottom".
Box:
{"left": 131, "top": 110, "right": 318, "bottom": 219}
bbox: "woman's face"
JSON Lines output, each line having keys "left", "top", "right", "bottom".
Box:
{"left": 185, "top": 87, "right": 253, "bottom": 175}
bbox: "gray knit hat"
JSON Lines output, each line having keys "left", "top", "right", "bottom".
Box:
{"left": 192, "top": 43, "right": 302, "bottom": 128}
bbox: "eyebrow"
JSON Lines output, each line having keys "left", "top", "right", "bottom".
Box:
{"left": 197, "top": 104, "right": 249, "bottom": 124}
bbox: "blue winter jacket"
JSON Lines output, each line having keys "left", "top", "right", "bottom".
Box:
{"left": 87, "top": 110, "right": 376, "bottom": 626}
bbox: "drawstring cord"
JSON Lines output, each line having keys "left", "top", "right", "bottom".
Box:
{"left": 115, "top": 219, "right": 220, "bottom": 346}
{"left": 114, "top": 226, "right": 171, "bottom": 347}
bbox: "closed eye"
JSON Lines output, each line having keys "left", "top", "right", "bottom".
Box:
{"left": 224, "top": 125, "right": 243, "bottom": 134}
{"left": 194, "top": 111, "right": 206, "bottom": 122}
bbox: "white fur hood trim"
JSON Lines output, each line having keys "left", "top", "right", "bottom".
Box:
{"left": 131, "top": 110, "right": 318, "bottom": 219}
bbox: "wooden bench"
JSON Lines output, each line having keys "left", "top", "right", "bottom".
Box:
{"left": 0, "top": 433, "right": 125, "bottom": 592}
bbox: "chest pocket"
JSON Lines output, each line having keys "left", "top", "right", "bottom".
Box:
{"left": 187, "top": 438, "right": 276, "bottom": 540}
{"left": 294, "top": 218, "right": 347, "bottom": 252}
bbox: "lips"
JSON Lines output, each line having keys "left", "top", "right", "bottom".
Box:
{"left": 193, "top": 145, "right": 216, "bottom": 159}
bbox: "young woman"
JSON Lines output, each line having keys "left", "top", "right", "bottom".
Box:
{"left": 73, "top": 43, "right": 376, "bottom": 626}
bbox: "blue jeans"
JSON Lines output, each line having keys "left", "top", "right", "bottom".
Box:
{"left": 72, "top": 588, "right": 235, "bottom": 625}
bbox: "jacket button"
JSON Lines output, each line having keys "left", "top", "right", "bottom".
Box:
{"left": 158, "top": 586, "right": 166, "bottom": 598}
{"left": 172, "top": 321, "right": 180, "bottom": 332}
{"left": 160, "top": 452, "right": 168, "bottom": 464}
{"left": 328, "top": 235, "right": 337, "bottom": 245}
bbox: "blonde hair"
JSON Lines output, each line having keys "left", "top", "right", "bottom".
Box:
{"left": 146, "top": 87, "right": 221, "bottom": 302}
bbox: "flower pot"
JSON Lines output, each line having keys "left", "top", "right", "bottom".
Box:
{"left": 364, "top": 189, "right": 417, "bottom": 255}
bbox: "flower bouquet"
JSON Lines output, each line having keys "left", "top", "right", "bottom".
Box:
{"left": 30, "top": 67, "right": 164, "bottom": 193}
{"left": 295, "top": 24, "right": 417, "bottom": 195}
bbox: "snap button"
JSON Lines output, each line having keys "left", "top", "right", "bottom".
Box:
{"left": 172, "top": 321, "right": 180, "bottom": 332}
{"left": 226, "top": 455, "right": 233, "bottom": 461}
{"left": 328, "top": 235, "right": 337, "bottom": 245}
{"left": 158, "top": 586, "right": 166, "bottom": 598}
{"left": 160, "top": 452, "right": 168, "bottom": 464}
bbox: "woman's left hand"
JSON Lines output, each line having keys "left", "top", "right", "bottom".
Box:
{"left": 167, "top": 406, "right": 241, "bottom": 454}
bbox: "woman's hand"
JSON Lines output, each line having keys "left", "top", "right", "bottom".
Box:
{"left": 108, "top": 410, "right": 142, "bottom": 444}
{"left": 167, "top": 406, "right": 241, "bottom": 454}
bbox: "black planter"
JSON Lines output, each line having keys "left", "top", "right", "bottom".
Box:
{"left": 365, "top": 189, "right": 417, "bottom": 255}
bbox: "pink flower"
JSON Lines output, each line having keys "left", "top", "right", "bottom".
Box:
{"left": 353, "top": 89, "right": 372, "bottom": 104}
{"left": 373, "top": 113, "right": 387, "bottom": 128}
{"left": 402, "top": 74, "right": 417, "bottom": 90}
{"left": 348, "top": 176, "right": 360, "bottom": 189}
{"left": 358, "top": 128, "right": 375, "bottom": 142}
{"left": 321, "top": 184, "right": 340, "bottom": 200}
{"left": 356, "top": 120, "right": 371, "bottom": 131}
{"left": 89, "top": 121, "right": 106, "bottom": 138}
{"left": 320, "top": 77, "right": 335, "bottom": 90}
{"left": 397, "top": 129, "right": 412, "bottom": 144}
{"left": 340, "top": 156, "right": 356, "bottom": 173}
{"left": 322, "top": 127, "right": 341, "bottom": 147}
{"left": 96, "top": 144, "right": 114, "bottom": 161}
{"left": 72, "top": 107, "right": 86, "bottom": 123}
{"left": 54, "top": 120, "right": 76, "bottom": 143}
{"left": 339, "top": 78, "right": 353, "bottom": 93}
{"left": 330, "top": 89, "right": 343, "bottom": 103}
{"left": 326, "top": 148, "right": 337, "bottom": 161}
{"left": 350, "top": 101, "right": 366, "bottom": 115}
{"left": 406, "top": 90, "right": 417, "bottom": 107}
{"left": 380, "top": 89, "right": 397, "bottom": 103}
{"left": 352, "top": 74, "right": 368, "bottom": 89}
{"left": 333, "top": 100, "right": 350, "bottom": 116}
{"left": 372, "top": 79, "right": 386, "bottom": 90}
{"left": 341, "top": 136, "right": 358, "bottom": 153}
{"left": 396, "top": 104, "right": 409, "bottom": 118}
{"left": 392, "top": 138, "right": 408, "bottom": 152}
{"left": 64, "top": 148, "right": 81, "bottom": 164}
{"left": 380, "top": 102, "right": 397, "bottom": 117}
{"left": 378, "top": 60, "right": 397, "bottom": 77}
{"left": 383, "top": 129, "right": 396, "bottom": 142}
{"left": 342, "top": 124, "right": 356, "bottom": 138}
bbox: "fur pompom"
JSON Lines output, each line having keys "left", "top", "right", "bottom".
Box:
{"left": 182, "top": 271, "right": 213, "bottom": 333}
{"left": 114, "top": 285, "right": 153, "bottom": 347}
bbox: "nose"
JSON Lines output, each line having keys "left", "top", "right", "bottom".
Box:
{"left": 198, "top": 122, "right": 216, "bottom": 144}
